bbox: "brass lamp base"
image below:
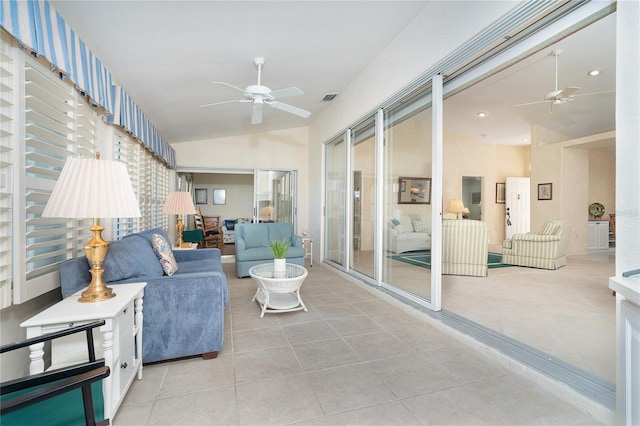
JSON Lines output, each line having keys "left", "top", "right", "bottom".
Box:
{"left": 80, "top": 219, "right": 116, "bottom": 303}
{"left": 175, "top": 216, "right": 185, "bottom": 247}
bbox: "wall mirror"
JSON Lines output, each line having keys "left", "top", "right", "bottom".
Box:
{"left": 398, "top": 177, "right": 431, "bottom": 204}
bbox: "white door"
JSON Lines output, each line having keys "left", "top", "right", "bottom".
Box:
{"left": 505, "top": 177, "right": 530, "bottom": 239}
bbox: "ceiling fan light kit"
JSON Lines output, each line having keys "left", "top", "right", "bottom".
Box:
{"left": 200, "top": 57, "right": 311, "bottom": 125}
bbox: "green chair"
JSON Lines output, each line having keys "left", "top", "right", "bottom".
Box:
{"left": 1, "top": 321, "right": 109, "bottom": 426}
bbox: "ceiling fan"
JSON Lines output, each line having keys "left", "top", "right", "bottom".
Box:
{"left": 200, "top": 57, "right": 311, "bottom": 125}
{"left": 514, "top": 50, "right": 609, "bottom": 112}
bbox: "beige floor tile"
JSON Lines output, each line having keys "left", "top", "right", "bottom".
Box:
{"left": 327, "top": 315, "right": 384, "bottom": 337}
{"left": 344, "top": 331, "right": 412, "bottom": 361}
{"left": 236, "top": 374, "right": 323, "bottom": 425}
{"left": 234, "top": 345, "right": 302, "bottom": 383}
{"left": 299, "top": 400, "right": 421, "bottom": 425}
{"left": 157, "top": 355, "right": 235, "bottom": 399}
{"left": 147, "top": 387, "right": 237, "bottom": 425}
{"left": 292, "top": 337, "right": 361, "bottom": 371}
{"left": 282, "top": 319, "right": 339, "bottom": 344}
{"left": 369, "top": 352, "right": 460, "bottom": 399}
{"left": 305, "top": 362, "right": 397, "bottom": 415}
{"left": 232, "top": 325, "right": 289, "bottom": 353}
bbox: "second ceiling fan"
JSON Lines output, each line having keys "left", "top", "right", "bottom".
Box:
{"left": 201, "top": 57, "right": 311, "bottom": 125}
{"left": 514, "top": 49, "right": 612, "bottom": 112}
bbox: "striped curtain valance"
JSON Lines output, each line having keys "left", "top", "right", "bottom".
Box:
{"left": 109, "top": 87, "right": 176, "bottom": 167}
{"left": 0, "top": 0, "right": 175, "bottom": 168}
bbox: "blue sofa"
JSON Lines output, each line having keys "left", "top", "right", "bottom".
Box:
{"left": 235, "top": 223, "right": 305, "bottom": 277}
{"left": 59, "top": 228, "right": 228, "bottom": 363}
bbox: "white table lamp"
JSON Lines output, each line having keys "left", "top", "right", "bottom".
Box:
{"left": 42, "top": 154, "right": 141, "bottom": 303}
{"left": 162, "top": 191, "right": 197, "bottom": 247}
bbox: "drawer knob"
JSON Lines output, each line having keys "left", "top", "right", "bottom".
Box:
{"left": 121, "top": 362, "right": 128, "bottom": 369}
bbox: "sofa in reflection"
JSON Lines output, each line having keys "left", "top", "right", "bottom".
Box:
{"left": 386, "top": 215, "right": 431, "bottom": 254}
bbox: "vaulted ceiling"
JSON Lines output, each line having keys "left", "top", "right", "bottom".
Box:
{"left": 49, "top": 1, "right": 615, "bottom": 147}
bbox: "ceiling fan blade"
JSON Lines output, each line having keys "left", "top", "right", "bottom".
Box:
{"left": 214, "top": 81, "right": 247, "bottom": 93}
{"left": 251, "top": 103, "right": 263, "bottom": 125}
{"left": 558, "top": 86, "right": 579, "bottom": 98}
{"left": 514, "top": 100, "right": 547, "bottom": 107}
{"left": 200, "top": 99, "right": 243, "bottom": 108}
{"left": 270, "top": 101, "right": 311, "bottom": 118}
{"left": 573, "top": 90, "right": 615, "bottom": 98}
{"left": 269, "top": 86, "right": 304, "bottom": 100}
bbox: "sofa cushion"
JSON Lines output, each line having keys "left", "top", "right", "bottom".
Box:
{"left": 242, "top": 225, "right": 269, "bottom": 248}
{"left": 151, "top": 233, "right": 179, "bottom": 276}
{"left": 121, "top": 233, "right": 165, "bottom": 277}
{"left": 93, "top": 238, "right": 147, "bottom": 283}
{"left": 268, "top": 223, "right": 294, "bottom": 242}
{"left": 412, "top": 219, "right": 428, "bottom": 233}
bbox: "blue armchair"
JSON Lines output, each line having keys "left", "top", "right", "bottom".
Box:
{"left": 235, "top": 223, "right": 305, "bottom": 277}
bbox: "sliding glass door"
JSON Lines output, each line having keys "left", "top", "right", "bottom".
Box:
{"left": 254, "top": 170, "right": 296, "bottom": 225}
{"left": 324, "top": 135, "right": 347, "bottom": 267}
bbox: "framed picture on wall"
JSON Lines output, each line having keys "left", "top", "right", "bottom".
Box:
{"left": 194, "top": 188, "right": 207, "bottom": 204}
{"left": 538, "top": 183, "right": 552, "bottom": 200}
{"left": 213, "top": 188, "right": 226, "bottom": 205}
{"left": 496, "top": 183, "right": 505, "bottom": 204}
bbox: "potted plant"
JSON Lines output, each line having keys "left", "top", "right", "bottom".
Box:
{"left": 267, "top": 239, "right": 290, "bottom": 275}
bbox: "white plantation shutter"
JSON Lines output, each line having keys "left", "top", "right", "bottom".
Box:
{"left": 112, "top": 130, "right": 169, "bottom": 240}
{"left": 0, "top": 31, "right": 14, "bottom": 308}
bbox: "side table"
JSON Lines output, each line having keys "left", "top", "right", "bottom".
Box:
{"left": 301, "top": 236, "right": 313, "bottom": 266}
{"left": 20, "top": 282, "right": 146, "bottom": 421}
{"left": 249, "top": 263, "right": 309, "bottom": 318}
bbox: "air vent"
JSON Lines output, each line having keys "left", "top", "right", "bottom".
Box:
{"left": 322, "top": 93, "right": 338, "bottom": 101}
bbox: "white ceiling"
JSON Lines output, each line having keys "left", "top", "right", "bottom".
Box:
{"left": 49, "top": 1, "right": 615, "bottom": 147}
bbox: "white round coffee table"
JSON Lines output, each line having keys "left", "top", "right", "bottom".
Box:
{"left": 249, "top": 263, "right": 309, "bottom": 318}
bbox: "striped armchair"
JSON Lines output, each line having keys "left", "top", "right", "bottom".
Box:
{"left": 502, "top": 220, "right": 570, "bottom": 270}
{"left": 442, "top": 219, "right": 489, "bottom": 277}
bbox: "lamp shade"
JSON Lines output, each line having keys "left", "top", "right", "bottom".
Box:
{"left": 42, "top": 157, "right": 141, "bottom": 219}
{"left": 162, "top": 191, "right": 197, "bottom": 215}
{"left": 448, "top": 199, "right": 466, "bottom": 213}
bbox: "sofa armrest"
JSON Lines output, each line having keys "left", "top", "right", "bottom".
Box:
{"left": 292, "top": 235, "right": 303, "bottom": 247}
{"left": 134, "top": 273, "right": 227, "bottom": 363}
{"left": 236, "top": 236, "right": 246, "bottom": 251}
{"left": 172, "top": 248, "right": 221, "bottom": 263}
{"left": 513, "top": 233, "right": 560, "bottom": 242}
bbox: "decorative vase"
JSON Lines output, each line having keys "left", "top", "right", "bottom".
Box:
{"left": 273, "top": 258, "right": 286, "bottom": 277}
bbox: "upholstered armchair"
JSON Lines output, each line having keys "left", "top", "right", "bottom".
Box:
{"left": 442, "top": 219, "right": 489, "bottom": 277}
{"left": 502, "top": 220, "right": 570, "bottom": 270}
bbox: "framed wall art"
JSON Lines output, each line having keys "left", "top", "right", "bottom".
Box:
{"left": 538, "top": 183, "right": 552, "bottom": 200}
{"left": 495, "top": 182, "right": 505, "bottom": 204}
{"left": 212, "top": 188, "right": 226, "bottom": 205}
{"left": 194, "top": 188, "right": 207, "bottom": 204}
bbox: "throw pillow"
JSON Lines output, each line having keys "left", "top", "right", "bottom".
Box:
{"left": 87, "top": 238, "right": 146, "bottom": 283}
{"left": 390, "top": 218, "right": 404, "bottom": 233}
{"left": 412, "top": 219, "right": 428, "bottom": 232}
{"left": 151, "top": 233, "right": 179, "bottom": 276}
{"left": 224, "top": 219, "right": 236, "bottom": 230}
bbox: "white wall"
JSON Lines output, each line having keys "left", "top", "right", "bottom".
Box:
{"left": 173, "top": 127, "right": 310, "bottom": 232}
{"left": 307, "top": 1, "right": 519, "bottom": 254}
{"left": 193, "top": 173, "right": 254, "bottom": 222}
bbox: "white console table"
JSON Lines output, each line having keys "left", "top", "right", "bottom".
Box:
{"left": 21, "top": 282, "right": 146, "bottom": 421}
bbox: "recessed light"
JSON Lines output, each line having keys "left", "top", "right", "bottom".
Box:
{"left": 587, "top": 69, "right": 601, "bottom": 76}
{"left": 477, "top": 112, "right": 487, "bottom": 118}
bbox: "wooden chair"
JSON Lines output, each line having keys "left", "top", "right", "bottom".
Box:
{"left": 195, "top": 209, "right": 223, "bottom": 248}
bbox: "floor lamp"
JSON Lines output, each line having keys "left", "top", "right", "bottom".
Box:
{"left": 162, "top": 191, "right": 197, "bottom": 247}
{"left": 42, "top": 154, "right": 141, "bottom": 303}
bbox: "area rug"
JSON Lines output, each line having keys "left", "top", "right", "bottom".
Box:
{"left": 389, "top": 251, "right": 512, "bottom": 269}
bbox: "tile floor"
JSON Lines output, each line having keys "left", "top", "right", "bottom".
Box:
{"left": 114, "top": 261, "right": 605, "bottom": 425}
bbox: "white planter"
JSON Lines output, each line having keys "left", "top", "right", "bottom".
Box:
{"left": 273, "top": 258, "right": 286, "bottom": 277}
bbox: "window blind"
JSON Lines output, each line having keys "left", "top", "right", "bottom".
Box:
{"left": 0, "top": 30, "right": 14, "bottom": 308}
